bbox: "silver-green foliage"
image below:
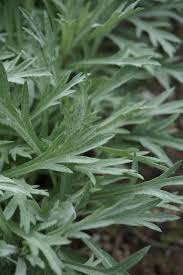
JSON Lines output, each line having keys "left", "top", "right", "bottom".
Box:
{"left": 0, "top": 0, "right": 183, "bottom": 274}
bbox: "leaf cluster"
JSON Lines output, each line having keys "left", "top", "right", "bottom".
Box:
{"left": 0, "top": 0, "right": 183, "bottom": 274}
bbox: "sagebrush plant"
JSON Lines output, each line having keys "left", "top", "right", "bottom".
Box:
{"left": 0, "top": 0, "right": 183, "bottom": 274}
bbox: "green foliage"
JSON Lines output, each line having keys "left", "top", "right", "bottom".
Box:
{"left": 0, "top": 0, "right": 183, "bottom": 274}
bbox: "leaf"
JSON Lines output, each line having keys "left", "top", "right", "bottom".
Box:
{"left": 68, "top": 197, "right": 165, "bottom": 233}
{"left": 8, "top": 68, "right": 51, "bottom": 84}
{"left": 47, "top": 201, "right": 76, "bottom": 226}
{"left": 0, "top": 140, "right": 14, "bottom": 147}
{"left": 3, "top": 130, "right": 113, "bottom": 178}
{"left": 91, "top": 1, "right": 142, "bottom": 39}
{"left": 92, "top": 165, "right": 183, "bottom": 208}
{"left": 0, "top": 62, "right": 11, "bottom": 101}
{"left": 10, "top": 146, "right": 32, "bottom": 161}
{"left": 25, "top": 233, "right": 63, "bottom": 275}
{"left": 75, "top": 158, "right": 142, "bottom": 184}
{"left": 0, "top": 64, "right": 41, "bottom": 154}
{"left": 0, "top": 207, "right": 12, "bottom": 238}
{"left": 74, "top": 52, "right": 160, "bottom": 68}
{"left": 0, "top": 241, "right": 17, "bottom": 257}
{"left": 15, "top": 258, "right": 27, "bottom": 275}
{"left": 21, "top": 83, "right": 42, "bottom": 153}
{"left": 32, "top": 73, "right": 87, "bottom": 118}
{"left": 20, "top": 8, "right": 45, "bottom": 47}
{"left": 64, "top": 259, "right": 129, "bottom": 275}
{"left": 120, "top": 246, "right": 150, "bottom": 270}
{"left": 0, "top": 176, "right": 48, "bottom": 197}
{"left": 4, "top": 195, "right": 41, "bottom": 234}
{"left": 99, "top": 146, "right": 167, "bottom": 171}
{"left": 139, "top": 137, "right": 172, "bottom": 166}
{"left": 131, "top": 18, "right": 181, "bottom": 57}
{"left": 109, "top": 34, "right": 160, "bottom": 58}
{"left": 0, "top": 1, "right": 183, "bottom": 274}
{"left": 4, "top": 54, "right": 51, "bottom": 84}
{"left": 92, "top": 66, "right": 144, "bottom": 103}
{"left": 83, "top": 238, "right": 116, "bottom": 268}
